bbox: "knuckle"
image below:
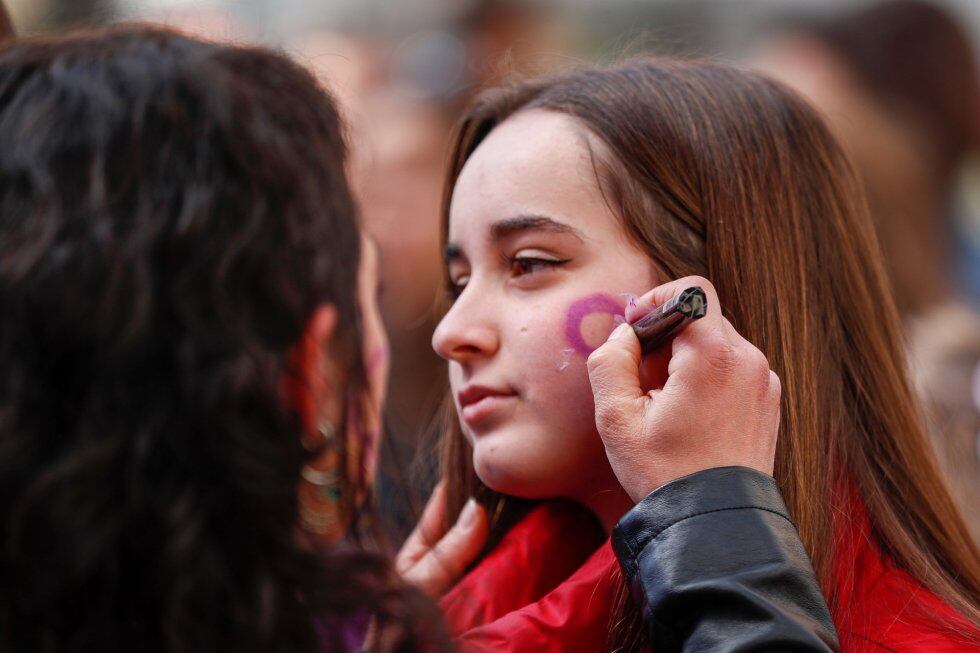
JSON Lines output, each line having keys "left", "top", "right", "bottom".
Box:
{"left": 431, "top": 541, "right": 460, "bottom": 573}
{"left": 746, "top": 348, "right": 771, "bottom": 385}
{"left": 586, "top": 344, "right": 618, "bottom": 375}
{"left": 767, "top": 370, "right": 782, "bottom": 403}
{"left": 701, "top": 337, "right": 738, "bottom": 379}
{"left": 586, "top": 345, "right": 607, "bottom": 370}
{"left": 594, "top": 403, "right": 628, "bottom": 439}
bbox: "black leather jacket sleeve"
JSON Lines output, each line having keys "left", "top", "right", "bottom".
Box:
{"left": 611, "top": 466, "right": 839, "bottom": 652}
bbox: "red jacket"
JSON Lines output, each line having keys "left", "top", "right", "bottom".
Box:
{"left": 440, "top": 501, "right": 605, "bottom": 634}
{"left": 440, "top": 502, "right": 616, "bottom": 652}
{"left": 440, "top": 494, "right": 979, "bottom": 652}
{"left": 831, "top": 485, "right": 978, "bottom": 651}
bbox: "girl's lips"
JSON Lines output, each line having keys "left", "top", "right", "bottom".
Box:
{"left": 459, "top": 394, "right": 517, "bottom": 426}
{"left": 457, "top": 385, "right": 518, "bottom": 427}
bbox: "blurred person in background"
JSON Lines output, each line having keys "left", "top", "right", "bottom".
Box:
{"left": 751, "top": 0, "right": 980, "bottom": 543}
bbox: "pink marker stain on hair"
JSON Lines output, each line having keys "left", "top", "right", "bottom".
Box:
{"left": 563, "top": 293, "right": 625, "bottom": 357}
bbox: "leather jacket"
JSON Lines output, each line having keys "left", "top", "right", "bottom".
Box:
{"left": 612, "top": 466, "right": 840, "bottom": 652}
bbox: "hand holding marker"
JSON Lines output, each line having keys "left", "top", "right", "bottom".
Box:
{"left": 588, "top": 277, "right": 781, "bottom": 501}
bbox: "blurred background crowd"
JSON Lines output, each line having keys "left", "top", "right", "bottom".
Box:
{"left": 5, "top": 0, "right": 978, "bottom": 542}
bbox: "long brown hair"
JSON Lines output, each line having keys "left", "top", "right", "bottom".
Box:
{"left": 438, "top": 59, "right": 980, "bottom": 648}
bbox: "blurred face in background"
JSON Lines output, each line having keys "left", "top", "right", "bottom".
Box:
{"left": 354, "top": 103, "right": 447, "bottom": 363}
{"left": 432, "top": 110, "right": 657, "bottom": 526}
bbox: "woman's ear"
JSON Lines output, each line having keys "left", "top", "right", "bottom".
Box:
{"left": 291, "top": 304, "right": 341, "bottom": 437}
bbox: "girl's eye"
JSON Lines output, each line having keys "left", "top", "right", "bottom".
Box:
{"left": 508, "top": 255, "right": 570, "bottom": 277}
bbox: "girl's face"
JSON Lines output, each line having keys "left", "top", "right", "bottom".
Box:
{"left": 433, "top": 110, "right": 657, "bottom": 524}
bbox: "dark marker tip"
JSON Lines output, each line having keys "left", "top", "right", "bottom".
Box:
{"left": 630, "top": 286, "right": 708, "bottom": 355}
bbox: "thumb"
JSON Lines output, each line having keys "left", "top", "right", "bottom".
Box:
{"left": 587, "top": 323, "right": 645, "bottom": 427}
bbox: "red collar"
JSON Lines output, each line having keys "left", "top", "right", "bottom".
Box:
{"left": 440, "top": 501, "right": 619, "bottom": 652}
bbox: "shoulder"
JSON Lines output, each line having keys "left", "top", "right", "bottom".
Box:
{"left": 835, "top": 534, "right": 979, "bottom": 651}
{"left": 833, "top": 485, "right": 980, "bottom": 651}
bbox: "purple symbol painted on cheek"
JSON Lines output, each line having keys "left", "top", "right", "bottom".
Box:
{"left": 564, "top": 293, "right": 625, "bottom": 355}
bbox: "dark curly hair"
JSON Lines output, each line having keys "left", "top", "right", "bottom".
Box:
{"left": 0, "top": 25, "right": 448, "bottom": 653}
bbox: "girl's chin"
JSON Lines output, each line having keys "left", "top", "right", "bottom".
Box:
{"left": 472, "top": 449, "right": 562, "bottom": 500}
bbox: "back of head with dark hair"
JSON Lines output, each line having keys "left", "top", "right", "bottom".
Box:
{"left": 0, "top": 26, "right": 447, "bottom": 653}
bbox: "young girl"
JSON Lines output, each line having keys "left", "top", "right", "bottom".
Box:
{"left": 433, "top": 60, "right": 980, "bottom": 651}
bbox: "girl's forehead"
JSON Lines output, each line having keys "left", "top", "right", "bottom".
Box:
{"left": 447, "top": 112, "right": 615, "bottom": 243}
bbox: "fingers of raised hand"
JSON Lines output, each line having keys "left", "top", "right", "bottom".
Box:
{"left": 396, "top": 481, "right": 448, "bottom": 574}
{"left": 587, "top": 324, "right": 647, "bottom": 442}
{"left": 400, "top": 499, "right": 488, "bottom": 597}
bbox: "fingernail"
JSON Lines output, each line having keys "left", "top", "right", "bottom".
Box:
{"left": 609, "top": 322, "right": 633, "bottom": 342}
{"left": 459, "top": 498, "right": 480, "bottom": 527}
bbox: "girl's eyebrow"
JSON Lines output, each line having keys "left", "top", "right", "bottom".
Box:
{"left": 444, "top": 214, "right": 585, "bottom": 264}
{"left": 489, "top": 214, "right": 585, "bottom": 243}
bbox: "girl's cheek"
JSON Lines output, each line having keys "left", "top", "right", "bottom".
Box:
{"left": 515, "top": 293, "right": 625, "bottom": 379}
{"left": 563, "top": 293, "right": 625, "bottom": 357}
{"left": 513, "top": 305, "right": 572, "bottom": 371}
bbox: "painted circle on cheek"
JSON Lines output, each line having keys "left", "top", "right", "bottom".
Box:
{"left": 564, "top": 293, "right": 625, "bottom": 355}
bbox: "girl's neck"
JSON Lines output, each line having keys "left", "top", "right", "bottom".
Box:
{"left": 581, "top": 483, "right": 635, "bottom": 534}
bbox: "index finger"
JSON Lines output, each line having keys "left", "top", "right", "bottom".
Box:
{"left": 624, "top": 276, "right": 728, "bottom": 346}
{"left": 396, "top": 480, "right": 448, "bottom": 571}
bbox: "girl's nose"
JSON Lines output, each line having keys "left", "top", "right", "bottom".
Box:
{"left": 431, "top": 297, "right": 500, "bottom": 364}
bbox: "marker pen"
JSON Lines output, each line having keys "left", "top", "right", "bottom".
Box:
{"left": 630, "top": 286, "right": 707, "bottom": 354}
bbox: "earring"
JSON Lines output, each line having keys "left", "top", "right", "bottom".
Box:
{"left": 301, "top": 419, "right": 338, "bottom": 453}
{"left": 298, "top": 420, "right": 345, "bottom": 540}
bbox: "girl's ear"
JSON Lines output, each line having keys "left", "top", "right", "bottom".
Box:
{"left": 290, "top": 304, "right": 340, "bottom": 437}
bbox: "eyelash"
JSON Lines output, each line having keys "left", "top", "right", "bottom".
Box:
{"left": 505, "top": 254, "right": 570, "bottom": 278}
{"left": 447, "top": 255, "right": 570, "bottom": 300}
